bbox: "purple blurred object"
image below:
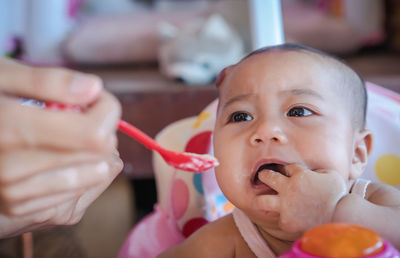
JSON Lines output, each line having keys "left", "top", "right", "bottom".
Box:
{"left": 280, "top": 239, "right": 400, "bottom": 258}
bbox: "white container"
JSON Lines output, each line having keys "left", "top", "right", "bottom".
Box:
{"left": 248, "top": 0, "right": 284, "bottom": 50}
{"left": 0, "top": 1, "right": 9, "bottom": 56}
{"left": 24, "top": 0, "right": 73, "bottom": 64}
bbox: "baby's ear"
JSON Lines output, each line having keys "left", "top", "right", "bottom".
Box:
{"left": 350, "top": 129, "right": 373, "bottom": 179}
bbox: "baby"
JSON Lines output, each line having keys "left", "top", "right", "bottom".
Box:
{"left": 159, "top": 43, "right": 400, "bottom": 257}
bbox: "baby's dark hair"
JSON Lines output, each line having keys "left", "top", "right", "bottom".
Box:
{"left": 217, "top": 43, "right": 368, "bottom": 130}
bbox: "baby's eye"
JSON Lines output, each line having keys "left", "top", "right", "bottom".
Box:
{"left": 287, "top": 107, "right": 313, "bottom": 117}
{"left": 228, "top": 112, "right": 253, "bottom": 123}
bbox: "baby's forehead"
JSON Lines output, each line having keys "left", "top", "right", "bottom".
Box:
{"left": 216, "top": 47, "right": 365, "bottom": 129}
{"left": 240, "top": 49, "right": 339, "bottom": 71}
{"left": 218, "top": 50, "right": 345, "bottom": 92}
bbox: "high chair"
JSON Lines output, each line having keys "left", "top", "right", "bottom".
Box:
{"left": 118, "top": 82, "right": 400, "bottom": 258}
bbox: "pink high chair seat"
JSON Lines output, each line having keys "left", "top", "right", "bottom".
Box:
{"left": 363, "top": 83, "right": 400, "bottom": 186}
{"left": 118, "top": 82, "right": 400, "bottom": 258}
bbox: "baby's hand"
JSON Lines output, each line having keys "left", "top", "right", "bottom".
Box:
{"left": 256, "top": 164, "right": 347, "bottom": 233}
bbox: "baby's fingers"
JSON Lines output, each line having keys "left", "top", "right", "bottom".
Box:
{"left": 0, "top": 57, "right": 101, "bottom": 105}
{"left": 282, "top": 164, "right": 310, "bottom": 177}
{"left": 258, "top": 170, "right": 288, "bottom": 193}
{"left": 255, "top": 195, "right": 280, "bottom": 213}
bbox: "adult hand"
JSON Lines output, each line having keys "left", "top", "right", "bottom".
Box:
{"left": 0, "top": 57, "right": 123, "bottom": 238}
{"left": 256, "top": 164, "right": 347, "bottom": 234}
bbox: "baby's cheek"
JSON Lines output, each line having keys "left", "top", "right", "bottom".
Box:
{"left": 214, "top": 166, "right": 234, "bottom": 198}
{"left": 302, "top": 144, "right": 351, "bottom": 176}
{"left": 213, "top": 134, "right": 232, "bottom": 162}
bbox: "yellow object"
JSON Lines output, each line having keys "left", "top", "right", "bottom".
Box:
{"left": 223, "top": 201, "right": 235, "bottom": 213}
{"left": 300, "top": 223, "right": 383, "bottom": 257}
{"left": 193, "top": 112, "right": 211, "bottom": 129}
{"left": 375, "top": 154, "right": 400, "bottom": 186}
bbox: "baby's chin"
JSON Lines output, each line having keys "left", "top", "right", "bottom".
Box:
{"left": 244, "top": 205, "right": 280, "bottom": 221}
{"left": 248, "top": 211, "right": 282, "bottom": 231}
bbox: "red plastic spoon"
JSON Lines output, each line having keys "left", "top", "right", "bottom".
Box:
{"left": 118, "top": 120, "right": 218, "bottom": 172}
{"left": 44, "top": 102, "right": 219, "bottom": 172}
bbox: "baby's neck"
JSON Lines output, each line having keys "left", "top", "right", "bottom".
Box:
{"left": 255, "top": 224, "right": 300, "bottom": 256}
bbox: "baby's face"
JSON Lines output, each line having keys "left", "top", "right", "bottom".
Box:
{"left": 213, "top": 51, "right": 360, "bottom": 219}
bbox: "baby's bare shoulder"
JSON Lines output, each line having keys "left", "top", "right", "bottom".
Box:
{"left": 158, "top": 214, "right": 243, "bottom": 258}
{"left": 366, "top": 182, "right": 400, "bottom": 207}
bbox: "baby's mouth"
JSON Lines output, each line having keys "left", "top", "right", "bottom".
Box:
{"left": 252, "top": 163, "right": 286, "bottom": 188}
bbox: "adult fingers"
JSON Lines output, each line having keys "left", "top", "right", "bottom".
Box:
{"left": 0, "top": 196, "right": 86, "bottom": 238}
{"left": 0, "top": 149, "right": 106, "bottom": 184}
{"left": 255, "top": 195, "right": 280, "bottom": 213}
{"left": 0, "top": 57, "right": 102, "bottom": 105}
{"left": 0, "top": 153, "right": 122, "bottom": 235}
{"left": 84, "top": 91, "right": 121, "bottom": 150}
{"left": 2, "top": 192, "right": 82, "bottom": 217}
{"left": 0, "top": 91, "right": 120, "bottom": 152}
{"left": 0, "top": 160, "right": 111, "bottom": 215}
{"left": 74, "top": 152, "right": 123, "bottom": 216}
{"left": 44, "top": 153, "right": 122, "bottom": 226}
{"left": 0, "top": 208, "right": 60, "bottom": 237}
{"left": 258, "top": 170, "right": 288, "bottom": 193}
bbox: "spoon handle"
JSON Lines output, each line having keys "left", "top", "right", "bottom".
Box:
{"left": 118, "top": 120, "right": 162, "bottom": 152}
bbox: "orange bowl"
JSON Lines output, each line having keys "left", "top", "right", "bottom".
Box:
{"left": 300, "top": 223, "right": 384, "bottom": 257}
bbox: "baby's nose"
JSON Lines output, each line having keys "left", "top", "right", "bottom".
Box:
{"left": 249, "top": 120, "right": 288, "bottom": 145}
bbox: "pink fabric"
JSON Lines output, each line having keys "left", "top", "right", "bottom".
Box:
{"left": 117, "top": 205, "right": 184, "bottom": 258}
{"left": 233, "top": 208, "right": 276, "bottom": 258}
{"left": 367, "top": 83, "right": 400, "bottom": 104}
{"left": 362, "top": 83, "right": 400, "bottom": 190}
{"left": 350, "top": 178, "right": 371, "bottom": 198}
{"left": 68, "top": 0, "right": 83, "bottom": 18}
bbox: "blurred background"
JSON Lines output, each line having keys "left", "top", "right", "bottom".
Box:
{"left": 1, "top": 0, "right": 399, "bottom": 257}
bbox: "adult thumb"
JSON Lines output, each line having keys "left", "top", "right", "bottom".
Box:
{"left": 0, "top": 57, "right": 102, "bottom": 105}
